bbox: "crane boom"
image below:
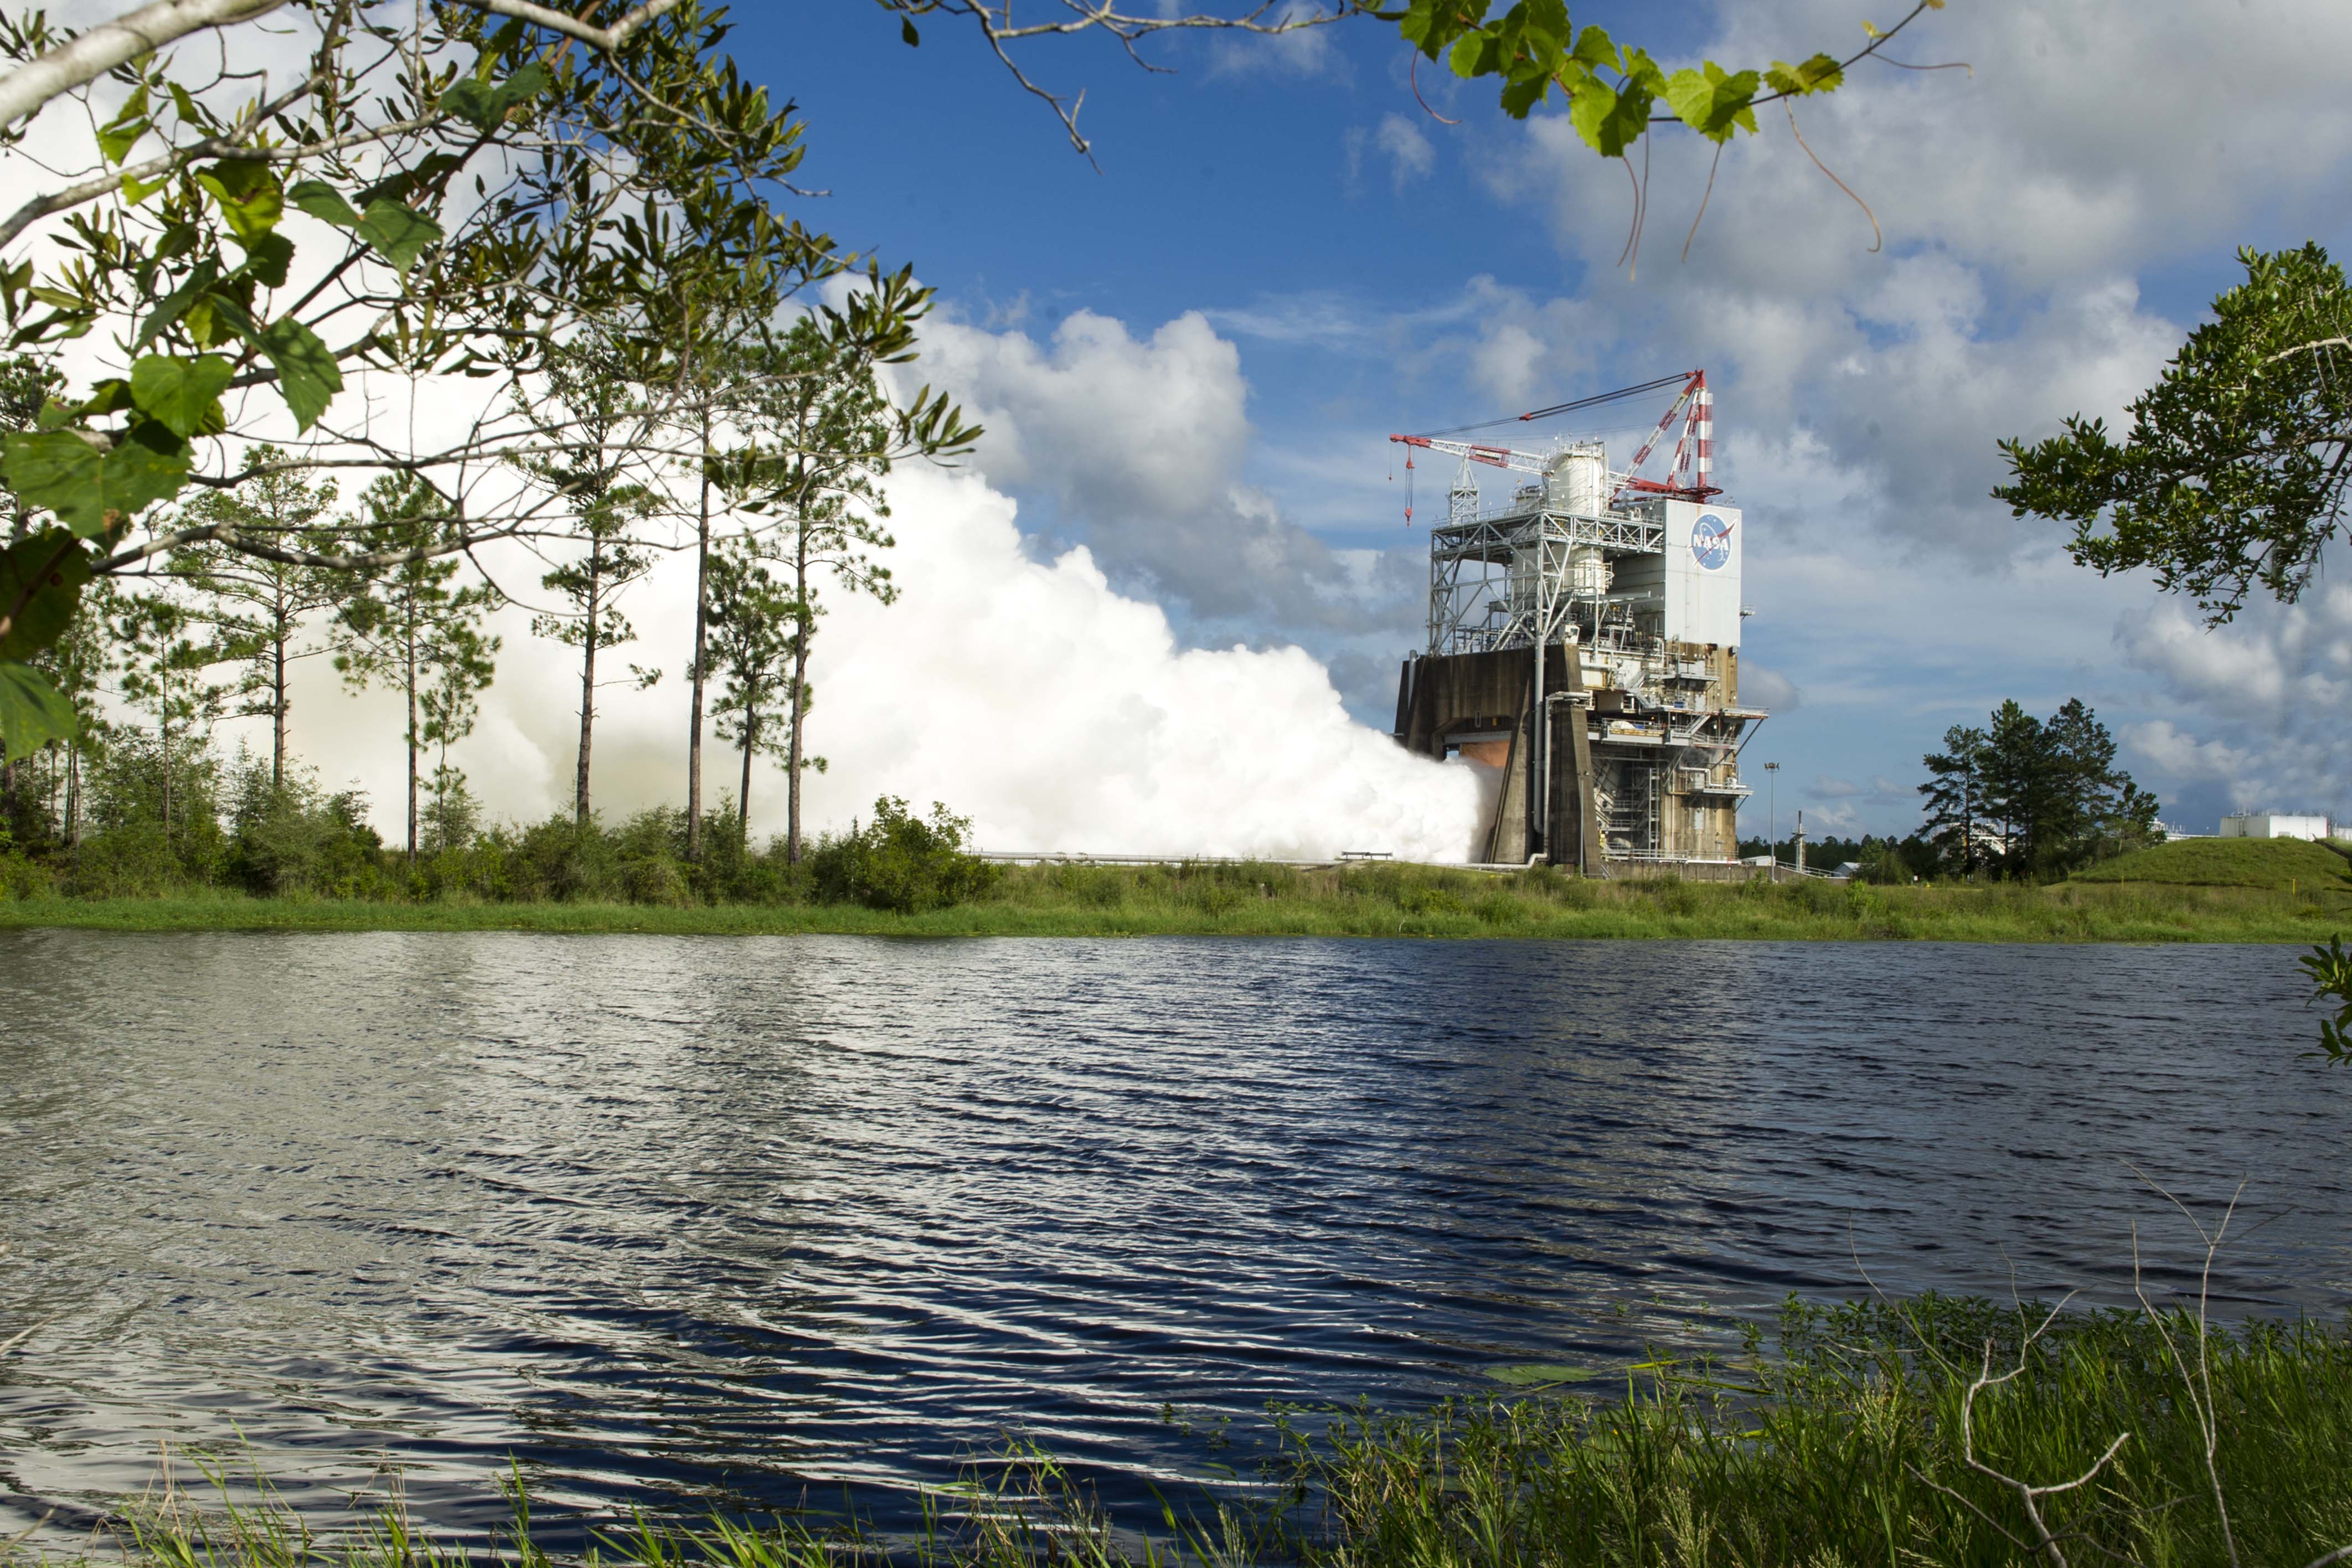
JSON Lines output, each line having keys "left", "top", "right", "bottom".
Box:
{"left": 1386, "top": 434, "right": 1550, "bottom": 476}
{"left": 1386, "top": 368, "right": 1720, "bottom": 527}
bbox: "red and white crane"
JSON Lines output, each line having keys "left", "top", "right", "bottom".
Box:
{"left": 1386, "top": 369, "right": 1718, "bottom": 523}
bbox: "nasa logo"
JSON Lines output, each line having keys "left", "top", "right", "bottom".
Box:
{"left": 1691, "top": 513, "right": 1733, "bottom": 571}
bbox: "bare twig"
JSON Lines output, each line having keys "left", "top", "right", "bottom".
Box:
{"left": 1682, "top": 139, "right": 1722, "bottom": 264}
{"left": 901, "top": 0, "right": 1365, "bottom": 158}
{"left": 2127, "top": 1167, "right": 2247, "bottom": 1568}
{"left": 1409, "top": 50, "right": 1458, "bottom": 126}
{"left": 1784, "top": 98, "right": 1879, "bottom": 253}
{"left": 1954, "top": 1302, "right": 2129, "bottom": 1568}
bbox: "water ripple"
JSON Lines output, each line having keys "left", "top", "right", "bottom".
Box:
{"left": 0, "top": 932, "right": 2343, "bottom": 1540}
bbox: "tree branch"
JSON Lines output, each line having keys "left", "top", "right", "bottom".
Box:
{"left": 0, "top": 0, "right": 291, "bottom": 132}
{"left": 466, "top": 0, "right": 690, "bottom": 52}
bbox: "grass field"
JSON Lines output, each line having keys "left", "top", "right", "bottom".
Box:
{"left": 4, "top": 853, "right": 2351, "bottom": 942}
{"left": 11, "top": 1297, "right": 2345, "bottom": 1568}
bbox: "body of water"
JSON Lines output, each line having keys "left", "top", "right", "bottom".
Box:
{"left": 0, "top": 931, "right": 2341, "bottom": 1540}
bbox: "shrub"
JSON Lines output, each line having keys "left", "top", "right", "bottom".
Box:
{"left": 0, "top": 838, "right": 50, "bottom": 899}
{"left": 227, "top": 767, "right": 387, "bottom": 898}
{"left": 808, "top": 796, "right": 1000, "bottom": 912}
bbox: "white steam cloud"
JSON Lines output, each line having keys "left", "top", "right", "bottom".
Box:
{"left": 280, "top": 466, "right": 1487, "bottom": 862}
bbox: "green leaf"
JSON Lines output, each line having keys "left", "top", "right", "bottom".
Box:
{"left": 97, "top": 83, "right": 149, "bottom": 166}
{"left": 128, "top": 353, "right": 233, "bottom": 439}
{"left": 0, "top": 659, "right": 77, "bottom": 762}
{"left": 196, "top": 162, "right": 283, "bottom": 241}
{"left": 1620, "top": 46, "right": 1667, "bottom": 95}
{"left": 286, "top": 177, "right": 363, "bottom": 228}
{"left": 119, "top": 168, "right": 170, "bottom": 205}
{"left": 108, "top": 422, "right": 195, "bottom": 521}
{"left": 1569, "top": 24, "right": 1618, "bottom": 72}
{"left": 0, "top": 425, "right": 190, "bottom": 537}
{"left": 1665, "top": 61, "right": 1761, "bottom": 142}
{"left": 1489, "top": 1364, "right": 1597, "bottom": 1386}
{"left": 132, "top": 259, "right": 220, "bottom": 352}
{"left": 1498, "top": 69, "right": 1550, "bottom": 118}
{"left": 236, "top": 229, "right": 295, "bottom": 289}
{"left": 442, "top": 61, "right": 548, "bottom": 131}
{"left": 0, "top": 431, "right": 97, "bottom": 534}
{"left": 1570, "top": 79, "right": 1652, "bottom": 157}
{"left": 168, "top": 80, "right": 207, "bottom": 130}
{"left": 256, "top": 316, "right": 342, "bottom": 429}
{"left": 1765, "top": 53, "right": 1844, "bottom": 97}
{"left": 0, "top": 529, "right": 93, "bottom": 662}
{"left": 900, "top": 15, "right": 919, "bottom": 45}
{"left": 356, "top": 199, "right": 442, "bottom": 273}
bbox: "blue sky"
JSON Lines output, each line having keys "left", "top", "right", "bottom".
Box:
{"left": 702, "top": 0, "right": 2352, "bottom": 841}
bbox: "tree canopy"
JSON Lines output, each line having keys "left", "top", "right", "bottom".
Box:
{"left": 1997, "top": 244, "right": 2352, "bottom": 626}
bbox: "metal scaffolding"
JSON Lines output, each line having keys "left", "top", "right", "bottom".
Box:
{"left": 1407, "top": 442, "right": 1762, "bottom": 865}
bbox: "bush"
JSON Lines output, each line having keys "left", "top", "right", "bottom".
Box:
{"left": 227, "top": 766, "right": 386, "bottom": 898}
{"left": 808, "top": 796, "right": 1000, "bottom": 912}
{"left": 0, "top": 838, "right": 50, "bottom": 899}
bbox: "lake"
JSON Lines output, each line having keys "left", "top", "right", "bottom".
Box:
{"left": 0, "top": 930, "right": 2343, "bottom": 1542}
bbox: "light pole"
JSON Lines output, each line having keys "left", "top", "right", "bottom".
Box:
{"left": 1763, "top": 761, "right": 1781, "bottom": 867}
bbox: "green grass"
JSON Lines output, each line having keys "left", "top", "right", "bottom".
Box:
{"left": 2071, "top": 833, "right": 2352, "bottom": 890}
{"left": 12, "top": 1298, "right": 2348, "bottom": 1568}
{"left": 1281, "top": 1296, "right": 2352, "bottom": 1568}
{"left": 3, "top": 860, "right": 2350, "bottom": 942}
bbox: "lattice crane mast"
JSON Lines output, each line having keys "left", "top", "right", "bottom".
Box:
{"left": 1610, "top": 369, "right": 1717, "bottom": 506}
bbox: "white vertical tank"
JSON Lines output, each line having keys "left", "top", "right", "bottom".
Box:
{"left": 1546, "top": 441, "right": 1608, "bottom": 515}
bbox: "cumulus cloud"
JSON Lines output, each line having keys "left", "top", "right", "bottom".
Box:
{"left": 897, "top": 308, "right": 1439, "bottom": 722}
{"left": 905, "top": 308, "right": 1412, "bottom": 633}
{"left": 2111, "top": 579, "right": 2352, "bottom": 821}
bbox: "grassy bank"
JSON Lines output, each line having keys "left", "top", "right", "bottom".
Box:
{"left": 3, "top": 858, "right": 2350, "bottom": 941}
{"left": 2072, "top": 833, "right": 2352, "bottom": 890}
{"left": 13, "top": 1298, "right": 2347, "bottom": 1568}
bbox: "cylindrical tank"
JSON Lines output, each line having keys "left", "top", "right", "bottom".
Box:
{"left": 1546, "top": 441, "right": 1608, "bottom": 515}
{"left": 1569, "top": 545, "right": 1611, "bottom": 599}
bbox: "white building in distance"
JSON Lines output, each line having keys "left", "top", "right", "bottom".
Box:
{"left": 2219, "top": 813, "right": 2334, "bottom": 842}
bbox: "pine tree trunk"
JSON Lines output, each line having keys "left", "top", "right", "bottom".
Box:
{"left": 739, "top": 701, "right": 755, "bottom": 838}
{"left": 786, "top": 518, "right": 810, "bottom": 865}
{"left": 66, "top": 744, "right": 78, "bottom": 847}
{"left": 576, "top": 548, "right": 600, "bottom": 827}
{"left": 405, "top": 612, "right": 419, "bottom": 864}
{"left": 159, "top": 674, "right": 172, "bottom": 850}
{"left": 686, "top": 410, "right": 711, "bottom": 860}
{"left": 272, "top": 627, "right": 288, "bottom": 789}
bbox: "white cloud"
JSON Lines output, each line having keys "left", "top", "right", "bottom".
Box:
{"left": 905, "top": 306, "right": 1419, "bottom": 637}
{"left": 1210, "top": 8, "right": 1350, "bottom": 79}
{"left": 1799, "top": 802, "right": 1862, "bottom": 834}
{"left": 1373, "top": 113, "right": 1436, "bottom": 189}
{"left": 1740, "top": 662, "right": 1800, "bottom": 711}
{"left": 2111, "top": 577, "right": 2352, "bottom": 820}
